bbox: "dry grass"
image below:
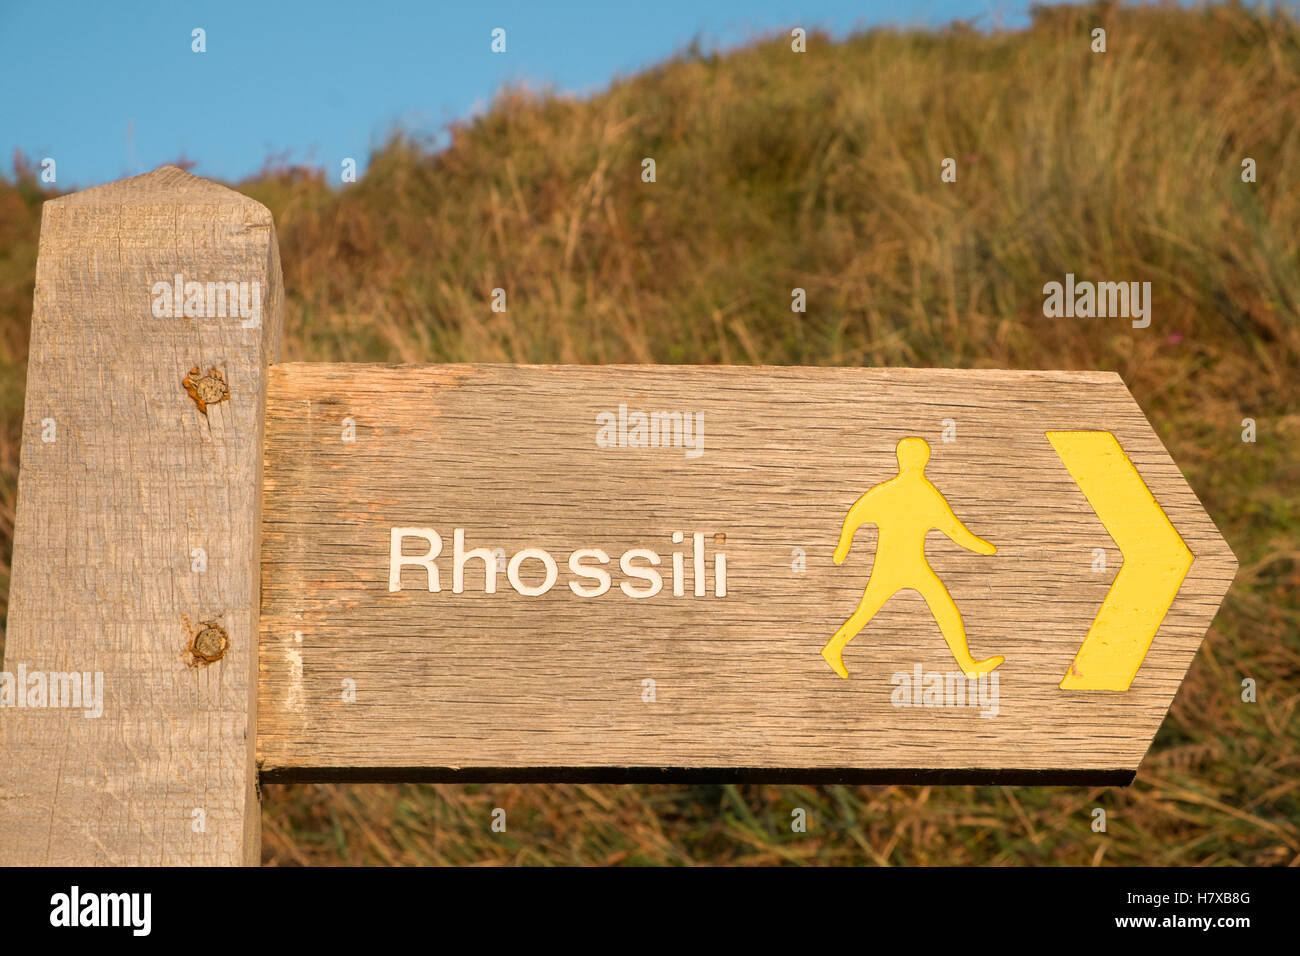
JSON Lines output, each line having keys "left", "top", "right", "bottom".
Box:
{"left": 1, "top": 1, "right": 1297, "bottom": 864}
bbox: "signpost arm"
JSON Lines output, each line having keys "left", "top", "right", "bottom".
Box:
{"left": 0, "top": 167, "right": 282, "bottom": 865}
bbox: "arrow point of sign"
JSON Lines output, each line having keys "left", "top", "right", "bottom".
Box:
{"left": 1046, "top": 430, "right": 1194, "bottom": 692}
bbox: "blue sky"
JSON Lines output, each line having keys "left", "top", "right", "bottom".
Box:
{"left": 1, "top": 0, "right": 1040, "bottom": 188}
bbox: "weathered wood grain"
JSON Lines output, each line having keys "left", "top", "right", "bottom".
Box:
{"left": 0, "top": 167, "right": 282, "bottom": 864}
{"left": 258, "top": 365, "right": 1236, "bottom": 783}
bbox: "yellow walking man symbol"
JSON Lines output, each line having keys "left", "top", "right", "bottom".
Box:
{"left": 822, "top": 437, "right": 1005, "bottom": 679}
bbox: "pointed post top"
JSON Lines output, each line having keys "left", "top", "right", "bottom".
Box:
{"left": 48, "top": 165, "right": 270, "bottom": 219}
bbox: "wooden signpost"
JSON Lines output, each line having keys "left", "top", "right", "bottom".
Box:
{"left": 0, "top": 169, "right": 1237, "bottom": 865}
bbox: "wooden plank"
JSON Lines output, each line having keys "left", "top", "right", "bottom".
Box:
{"left": 0, "top": 167, "right": 283, "bottom": 864}
{"left": 258, "top": 364, "right": 1236, "bottom": 784}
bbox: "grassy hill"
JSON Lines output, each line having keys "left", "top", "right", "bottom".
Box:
{"left": 1, "top": 1, "right": 1296, "bottom": 864}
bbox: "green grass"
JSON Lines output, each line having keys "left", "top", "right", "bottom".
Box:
{"left": 1, "top": 1, "right": 1297, "bottom": 864}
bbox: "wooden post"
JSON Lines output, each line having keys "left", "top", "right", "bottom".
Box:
{"left": 0, "top": 167, "right": 282, "bottom": 865}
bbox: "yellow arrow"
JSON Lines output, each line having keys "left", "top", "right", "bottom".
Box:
{"left": 1046, "top": 431, "right": 1194, "bottom": 691}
